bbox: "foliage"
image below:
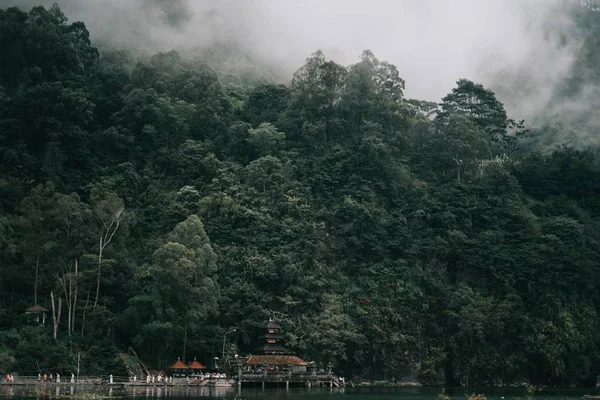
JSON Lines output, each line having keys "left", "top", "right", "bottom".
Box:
{"left": 437, "top": 389, "right": 451, "bottom": 400}
{"left": 1, "top": 3, "right": 600, "bottom": 387}
{"left": 467, "top": 394, "right": 487, "bottom": 400}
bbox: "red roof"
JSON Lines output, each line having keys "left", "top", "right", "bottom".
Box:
{"left": 170, "top": 359, "right": 188, "bottom": 369}
{"left": 188, "top": 359, "right": 206, "bottom": 369}
{"left": 245, "top": 355, "right": 307, "bottom": 366}
{"left": 25, "top": 305, "right": 48, "bottom": 313}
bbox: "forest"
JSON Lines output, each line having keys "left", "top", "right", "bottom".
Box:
{"left": 1, "top": 3, "right": 600, "bottom": 387}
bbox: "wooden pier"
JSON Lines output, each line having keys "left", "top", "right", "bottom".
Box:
{"left": 237, "top": 371, "right": 341, "bottom": 389}
{"left": 0, "top": 374, "right": 342, "bottom": 389}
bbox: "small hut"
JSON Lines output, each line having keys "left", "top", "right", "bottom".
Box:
{"left": 188, "top": 358, "right": 206, "bottom": 374}
{"left": 169, "top": 358, "right": 188, "bottom": 376}
{"left": 25, "top": 305, "right": 48, "bottom": 325}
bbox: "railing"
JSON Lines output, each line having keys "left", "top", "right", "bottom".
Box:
{"left": 1, "top": 376, "right": 113, "bottom": 385}
{"left": 239, "top": 372, "right": 333, "bottom": 382}
{"left": 1, "top": 375, "right": 194, "bottom": 385}
{"left": 2, "top": 374, "right": 338, "bottom": 386}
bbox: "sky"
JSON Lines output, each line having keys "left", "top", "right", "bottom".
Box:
{"left": 0, "top": 0, "right": 582, "bottom": 122}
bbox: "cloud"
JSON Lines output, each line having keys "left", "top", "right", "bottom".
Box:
{"left": 0, "top": 0, "right": 581, "bottom": 122}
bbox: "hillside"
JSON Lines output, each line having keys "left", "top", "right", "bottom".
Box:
{"left": 1, "top": 4, "right": 600, "bottom": 386}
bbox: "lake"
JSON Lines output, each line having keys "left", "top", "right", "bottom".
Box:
{"left": 0, "top": 385, "right": 597, "bottom": 400}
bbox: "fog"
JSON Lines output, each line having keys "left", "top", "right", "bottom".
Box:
{"left": 0, "top": 0, "right": 584, "bottom": 123}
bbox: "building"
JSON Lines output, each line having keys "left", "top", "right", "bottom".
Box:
{"left": 188, "top": 358, "right": 206, "bottom": 374}
{"left": 169, "top": 358, "right": 188, "bottom": 376}
{"left": 25, "top": 305, "right": 48, "bottom": 325}
{"left": 244, "top": 318, "right": 307, "bottom": 373}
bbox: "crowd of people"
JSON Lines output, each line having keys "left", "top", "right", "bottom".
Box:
{"left": 2, "top": 372, "right": 72, "bottom": 384}
{"left": 128, "top": 372, "right": 228, "bottom": 385}
{"left": 1, "top": 371, "right": 232, "bottom": 386}
{"left": 36, "top": 373, "right": 75, "bottom": 383}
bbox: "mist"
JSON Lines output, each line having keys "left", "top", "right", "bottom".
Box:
{"left": 0, "top": 0, "right": 586, "bottom": 127}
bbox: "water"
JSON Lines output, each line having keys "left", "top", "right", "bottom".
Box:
{"left": 0, "top": 385, "right": 598, "bottom": 400}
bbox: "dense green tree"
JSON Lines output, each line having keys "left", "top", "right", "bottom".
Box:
{"left": 2, "top": 3, "right": 600, "bottom": 386}
{"left": 436, "top": 79, "right": 508, "bottom": 157}
{"left": 123, "top": 215, "right": 219, "bottom": 367}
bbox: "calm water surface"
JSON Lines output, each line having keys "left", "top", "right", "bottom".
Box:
{"left": 1, "top": 386, "right": 598, "bottom": 400}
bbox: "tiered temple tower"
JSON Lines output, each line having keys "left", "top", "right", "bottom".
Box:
{"left": 244, "top": 317, "right": 307, "bottom": 372}
{"left": 254, "top": 318, "right": 288, "bottom": 354}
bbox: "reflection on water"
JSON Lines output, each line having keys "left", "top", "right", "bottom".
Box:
{"left": 1, "top": 386, "right": 600, "bottom": 400}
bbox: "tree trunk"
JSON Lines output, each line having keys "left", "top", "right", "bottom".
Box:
{"left": 72, "top": 258, "right": 78, "bottom": 334}
{"left": 93, "top": 204, "right": 124, "bottom": 308}
{"left": 129, "top": 347, "right": 150, "bottom": 376}
{"left": 34, "top": 250, "right": 40, "bottom": 305}
{"left": 182, "top": 328, "right": 188, "bottom": 362}
{"left": 51, "top": 291, "right": 62, "bottom": 339}
{"left": 58, "top": 261, "right": 74, "bottom": 337}
{"left": 94, "top": 236, "right": 103, "bottom": 307}
{"left": 66, "top": 283, "right": 72, "bottom": 337}
{"left": 81, "top": 283, "right": 91, "bottom": 336}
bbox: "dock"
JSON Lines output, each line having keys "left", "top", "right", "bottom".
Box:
{"left": 238, "top": 371, "right": 341, "bottom": 388}
{"left": 1, "top": 373, "right": 343, "bottom": 389}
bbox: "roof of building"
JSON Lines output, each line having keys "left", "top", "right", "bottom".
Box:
{"left": 264, "top": 318, "right": 280, "bottom": 330}
{"left": 188, "top": 359, "right": 206, "bottom": 369}
{"left": 170, "top": 358, "right": 188, "bottom": 369}
{"left": 245, "top": 355, "right": 307, "bottom": 366}
{"left": 25, "top": 305, "right": 48, "bottom": 313}
{"left": 259, "top": 332, "right": 284, "bottom": 340}
{"left": 254, "top": 342, "right": 289, "bottom": 354}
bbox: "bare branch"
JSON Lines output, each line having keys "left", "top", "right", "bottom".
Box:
{"left": 103, "top": 208, "right": 124, "bottom": 249}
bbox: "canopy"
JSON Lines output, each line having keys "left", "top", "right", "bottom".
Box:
{"left": 25, "top": 305, "right": 48, "bottom": 313}
{"left": 170, "top": 358, "right": 188, "bottom": 370}
{"left": 265, "top": 318, "right": 280, "bottom": 329}
{"left": 245, "top": 355, "right": 307, "bottom": 366}
{"left": 188, "top": 359, "right": 206, "bottom": 369}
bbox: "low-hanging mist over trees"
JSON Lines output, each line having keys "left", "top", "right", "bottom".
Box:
{"left": 5, "top": 0, "right": 598, "bottom": 149}
{"left": 1, "top": 1, "right": 600, "bottom": 387}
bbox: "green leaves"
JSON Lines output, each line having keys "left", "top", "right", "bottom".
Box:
{"left": 248, "top": 123, "right": 286, "bottom": 157}
{"left": 0, "top": 5, "right": 97, "bottom": 90}
{"left": 437, "top": 79, "right": 508, "bottom": 142}
{"left": 2, "top": 4, "right": 600, "bottom": 385}
{"left": 125, "top": 215, "right": 219, "bottom": 366}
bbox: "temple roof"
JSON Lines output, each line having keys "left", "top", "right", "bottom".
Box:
{"left": 170, "top": 359, "right": 188, "bottom": 369}
{"left": 188, "top": 359, "right": 205, "bottom": 369}
{"left": 253, "top": 317, "right": 290, "bottom": 354}
{"left": 259, "top": 332, "right": 284, "bottom": 340}
{"left": 254, "top": 342, "right": 289, "bottom": 354}
{"left": 25, "top": 305, "right": 48, "bottom": 313}
{"left": 264, "top": 318, "right": 280, "bottom": 329}
{"left": 245, "top": 355, "right": 307, "bottom": 366}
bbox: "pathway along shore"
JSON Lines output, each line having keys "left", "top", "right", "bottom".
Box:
{"left": 1, "top": 376, "right": 237, "bottom": 387}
